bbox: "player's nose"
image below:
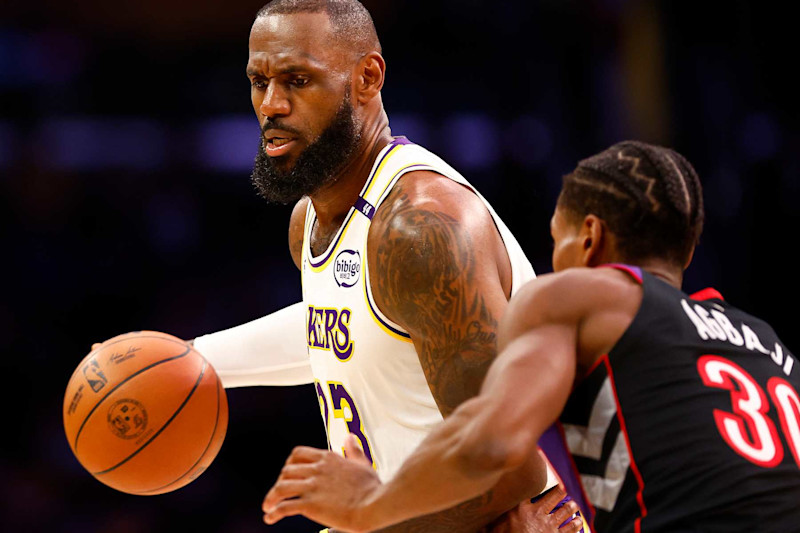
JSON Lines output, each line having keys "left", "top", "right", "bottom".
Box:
{"left": 259, "top": 84, "right": 291, "bottom": 118}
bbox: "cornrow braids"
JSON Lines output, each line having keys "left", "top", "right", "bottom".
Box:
{"left": 557, "top": 141, "right": 704, "bottom": 266}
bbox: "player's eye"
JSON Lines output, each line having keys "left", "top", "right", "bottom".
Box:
{"left": 290, "top": 77, "right": 309, "bottom": 88}
{"left": 251, "top": 79, "right": 268, "bottom": 90}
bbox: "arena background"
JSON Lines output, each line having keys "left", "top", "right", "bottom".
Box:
{"left": 1, "top": 1, "right": 796, "bottom": 531}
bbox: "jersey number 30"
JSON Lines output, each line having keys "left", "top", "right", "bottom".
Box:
{"left": 698, "top": 355, "right": 800, "bottom": 469}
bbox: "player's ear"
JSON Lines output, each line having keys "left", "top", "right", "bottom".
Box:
{"left": 580, "top": 214, "right": 606, "bottom": 267}
{"left": 354, "top": 51, "right": 385, "bottom": 104}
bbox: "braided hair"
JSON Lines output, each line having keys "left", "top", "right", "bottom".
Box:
{"left": 557, "top": 141, "right": 704, "bottom": 266}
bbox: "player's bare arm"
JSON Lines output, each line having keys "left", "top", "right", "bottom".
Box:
{"left": 368, "top": 171, "right": 513, "bottom": 416}
{"left": 262, "top": 173, "right": 551, "bottom": 531}
{"left": 263, "top": 269, "right": 636, "bottom": 531}
{"left": 497, "top": 268, "right": 642, "bottom": 379}
{"left": 482, "top": 268, "right": 641, "bottom": 444}
{"left": 263, "top": 436, "right": 580, "bottom": 533}
{"left": 329, "top": 273, "right": 595, "bottom": 530}
{"left": 364, "top": 171, "right": 547, "bottom": 528}
{"left": 370, "top": 453, "right": 549, "bottom": 533}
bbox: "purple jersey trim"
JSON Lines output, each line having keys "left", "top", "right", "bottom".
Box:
{"left": 539, "top": 425, "right": 593, "bottom": 525}
{"left": 600, "top": 263, "right": 643, "bottom": 284}
{"left": 308, "top": 143, "right": 402, "bottom": 269}
{"left": 391, "top": 136, "right": 413, "bottom": 145}
{"left": 354, "top": 197, "right": 376, "bottom": 220}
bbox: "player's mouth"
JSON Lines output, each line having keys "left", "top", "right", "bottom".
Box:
{"left": 264, "top": 136, "right": 297, "bottom": 157}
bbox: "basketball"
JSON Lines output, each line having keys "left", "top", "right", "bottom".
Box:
{"left": 63, "top": 330, "right": 228, "bottom": 495}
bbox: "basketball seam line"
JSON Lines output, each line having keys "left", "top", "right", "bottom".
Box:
{"left": 136, "top": 370, "right": 223, "bottom": 494}
{"left": 93, "top": 358, "right": 208, "bottom": 476}
{"left": 73, "top": 341, "right": 193, "bottom": 451}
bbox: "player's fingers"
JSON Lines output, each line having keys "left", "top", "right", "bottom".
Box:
{"left": 91, "top": 343, "right": 101, "bottom": 351}
{"left": 263, "top": 499, "right": 307, "bottom": 524}
{"left": 536, "top": 485, "right": 568, "bottom": 512}
{"left": 262, "top": 479, "right": 310, "bottom": 512}
{"left": 279, "top": 462, "right": 319, "bottom": 480}
{"left": 550, "top": 499, "right": 579, "bottom": 525}
{"left": 286, "top": 445, "right": 327, "bottom": 464}
{"left": 558, "top": 514, "right": 583, "bottom": 532}
{"left": 343, "top": 433, "right": 371, "bottom": 466}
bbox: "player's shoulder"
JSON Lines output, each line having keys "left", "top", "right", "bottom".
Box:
{"left": 288, "top": 196, "right": 311, "bottom": 270}
{"left": 502, "top": 268, "right": 644, "bottom": 363}
{"left": 290, "top": 195, "right": 311, "bottom": 221}
{"left": 369, "top": 169, "right": 490, "bottom": 236}
{"left": 509, "top": 267, "right": 642, "bottom": 325}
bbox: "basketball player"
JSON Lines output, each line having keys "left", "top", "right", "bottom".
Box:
{"left": 262, "top": 141, "right": 800, "bottom": 532}
{"left": 188, "top": 0, "right": 585, "bottom": 530}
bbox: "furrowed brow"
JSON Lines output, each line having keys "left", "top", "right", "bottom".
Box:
{"left": 247, "top": 60, "right": 318, "bottom": 78}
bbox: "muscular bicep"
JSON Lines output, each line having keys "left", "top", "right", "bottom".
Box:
{"left": 368, "top": 177, "right": 509, "bottom": 416}
{"left": 498, "top": 268, "right": 642, "bottom": 379}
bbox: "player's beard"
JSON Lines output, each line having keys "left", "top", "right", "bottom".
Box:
{"left": 250, "top": 91, "right": 362, "bottom": 205}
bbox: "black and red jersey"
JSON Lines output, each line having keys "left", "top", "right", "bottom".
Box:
{"left": 558, "top": 265, "right": 800, "bottom": 532}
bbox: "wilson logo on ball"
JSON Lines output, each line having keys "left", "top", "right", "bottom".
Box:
{"left": 107, "top": 399, "right": 148, "bottom": 440}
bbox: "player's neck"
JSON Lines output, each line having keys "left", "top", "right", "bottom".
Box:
{"left": 309, "top": 116, "right": 392, "bottom": 228}
{"left": 639, "top": 259, "right": 684, "bottom": 289}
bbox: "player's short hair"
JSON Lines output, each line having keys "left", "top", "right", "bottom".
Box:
{"left": 256, "top": 0, "right": 382, "bottom": 55}
{"left": 557, "top": 140, "right": 704, "bottom": 267}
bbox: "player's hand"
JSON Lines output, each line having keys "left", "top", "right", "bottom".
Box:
{"left": 263, "top": 434, "right": 381, "bottom": 532}
{"left": 488, "top": 485, "right": 583, "bottom": 533}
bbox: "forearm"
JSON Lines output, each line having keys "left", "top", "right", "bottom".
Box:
{"left": 193, "top": 301, "right": 313, "bottom": 387}
{"left": 370, "top": 493, "right": 496, "bottom": 533}
{"left": 328, "top": 495, "right": 495, "bottom": 533}
{"left": 371, "top": 450, "right": 548, "bottom": 533}
{"left": 355, "top": 330, "right": 574, "bottom": 531}
{"left": 351, "top": 397, "right": 527, "bottom": 531}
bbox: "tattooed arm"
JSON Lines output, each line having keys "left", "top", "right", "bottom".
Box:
{"left": 362, "top": 172, "right": 547, "bottom": 530}
{"left": 369, "top": 172, "right": 512, "bottom": 415}
{"left": 263, "top": 268, "right": 629, "bottom": 531}
{"left": 261, "top": 173, "right": 556, "bottom": 531}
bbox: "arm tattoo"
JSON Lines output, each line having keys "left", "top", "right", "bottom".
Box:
{"left": 372, "top": 186, "right": 500, "bottom": 417}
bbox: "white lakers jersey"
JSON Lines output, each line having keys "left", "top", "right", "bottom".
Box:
{"left": 301, "top": 137, "right": 537, "bottom": 481}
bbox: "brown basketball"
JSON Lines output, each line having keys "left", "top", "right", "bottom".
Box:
{"left": 63, "top": 330, "right": 228, "bottom": 495}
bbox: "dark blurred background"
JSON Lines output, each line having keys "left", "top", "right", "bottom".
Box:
{"left": 1, "top": 0, "right": 796, "bottom": 531}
